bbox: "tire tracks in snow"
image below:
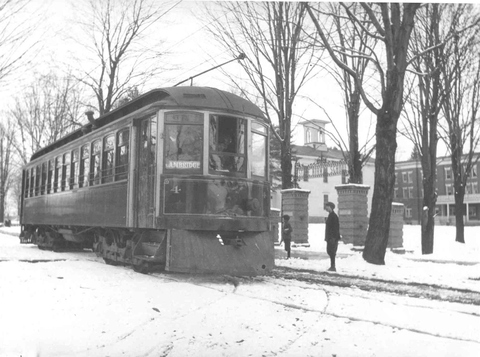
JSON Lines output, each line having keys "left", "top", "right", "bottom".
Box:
{"left": 272, "top": 266, "right": 480, "bottom": 307}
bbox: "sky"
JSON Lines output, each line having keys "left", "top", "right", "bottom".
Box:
{"left": 0, "top": 223, "right": 479, "bottom": 356}
{"left": 1, "top": 0, "right": 417, "bottom": 159}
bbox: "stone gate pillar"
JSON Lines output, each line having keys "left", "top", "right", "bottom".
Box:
{"left": 270, "top": 208, "right": 281, "bottom": 244}
{"left": 388, "top": 202, "right": 405, "bottom": 250}
{"left": 281, "top": 189, "right": 310, "bottom": 246}
{"left": 335, "top": 184, "right": 370, "bottom": 246}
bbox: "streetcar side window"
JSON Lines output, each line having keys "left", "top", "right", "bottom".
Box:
{"left": 34, "top": 165, "right": 41, "bottom": 196}
{"left": 28, "top": 168, "right": 34, "bottom": 196}
{"left": 41, "top": 162, "right": 47, "bottom": 195}
{"left": 90, "top": 140, "right": 101, "bottom": 185}
{"left": 79, "top": 145, "right": 90, "bottom": 188}
{"left": 209, "top": 115, "right": 246, "bottom": 176}
{"left": 164, "top": 112, "right": 203, "bottom": 172}
{"left": 24, "top": 169, "right": 29, "bottom": 198}
{"left": 116, "top": 129, "right": 129, "bottom": 180}
{"left": 47, "top": 159, "right": 54, "bottom": 193}
{"left": 251, "top": 122, "right": 267, "bottom": 179}
{"left": 71, "top": 149, "right": 79, "bottom": 189}
{"left": 54, "top": 156, "right": 62, "bottom": 193}
{"left": 102, "top": 134, "right": 115, "bottom": 183}
{"left": 62, "top": 152, "right": 71, "bottom": 191}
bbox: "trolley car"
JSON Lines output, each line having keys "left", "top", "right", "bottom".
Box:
{"left": 19, "top": 86, "right": 274, "bottom": 275}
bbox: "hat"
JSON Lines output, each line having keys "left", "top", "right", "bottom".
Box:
{"left": 325, "top": 202, "right": 335, "bottom": 209}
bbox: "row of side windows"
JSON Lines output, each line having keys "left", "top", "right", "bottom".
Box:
{"left": 24, "top": 129, "right": 129, "bottom": 198}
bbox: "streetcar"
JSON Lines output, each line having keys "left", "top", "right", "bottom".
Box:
{"left": 19, "top": 86, "right": 274, "bottom": 275}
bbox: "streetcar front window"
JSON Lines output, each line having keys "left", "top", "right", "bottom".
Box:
{"left": 251, "top": 122, "right": 267, "bottom": 178}
{"left": 164, "top": 112, "right": 203, "bottom": 172}
{"left": 209, "top": 115, "right": 246, "bottom": 176}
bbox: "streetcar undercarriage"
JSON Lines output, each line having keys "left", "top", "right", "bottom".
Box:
{"left": 20, "top": 225, "right": 273, "bottom": 275}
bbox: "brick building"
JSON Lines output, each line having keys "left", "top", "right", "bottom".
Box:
{"left": 394, "top": 155, "right": 480, "bottom": 225}
{"left": 271, "top": 119, "right": 375, "bottom": 222}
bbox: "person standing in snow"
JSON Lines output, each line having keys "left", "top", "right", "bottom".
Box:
{"left": 324, "top": 202, "right": 340, "bottom": 271}
{"left": 280, "top": 214, "right": 293, "bottom": 259}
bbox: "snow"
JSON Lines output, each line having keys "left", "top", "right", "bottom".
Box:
{"left": 0, "top": 224, "right": 479, "bottom": 357}
{"left": 277, "top": 224, "right": 480, "bottom": 292}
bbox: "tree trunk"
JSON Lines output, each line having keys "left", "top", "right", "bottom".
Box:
{"left": 281, "top": 141, "right": 293, "bottom": 189}
{"left": 362, "top": 109, "right": 398, "bottom": 265}
{"left": 450, "top": 137, "right": 466, "bottom": 243}
{"left": 0, "top": 192, "right": 4, "bottom": 223}
{"left": 348, "top": 90, "right": 363, "bottom": 184}
{"left": 421, "top": 179, "right": 436, "bottom": 254}
{"left": 454, "top": 186, "right": 466, "bottom": 244}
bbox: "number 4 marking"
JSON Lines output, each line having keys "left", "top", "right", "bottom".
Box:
{"left": 171, "top": 186, "right": 181, "bottom": 194}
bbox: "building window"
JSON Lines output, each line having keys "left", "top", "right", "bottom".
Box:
{"left": 446, "top": 183, "right": 453, "bottom": 196}
{"left": 473, "top": 182, "right": 478, "bottom": 194}
{"left": 80, "top": 145, "right": 90, "bottom": 188}
{"left": 408, "top": 187, "right": 414, "bottom": 199}
{"left": 408, "top": 171, "right": 413, "bottom": 183}
{"left": 405, "top": 207, "right": 412, "bottom": 218}
{"left": 467, "top": 183, "right": 472, "bottom": 195}
{"left": 445, "top": 167, "right": 452, "bottom": 180}
{"left": 323, "top": 195, "right": 328, "bottom": 206}
{"left": 394, "top": 188, "right": 399, "bottom": 198}
{"left": 402, "top": 172, "right": 407, "bottom": 183}
{"left": 116, "top": 129, "right": 129, "bottom": 180}
{"left": 403, "top": 187, "right": 408, "bottom": 198}
{"left": 323, "top": 167, "right": 328, "bottom": 183}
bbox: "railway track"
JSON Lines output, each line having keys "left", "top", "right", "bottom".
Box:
{"left": 267, "top": 266, "right": 480, "bottom": 307}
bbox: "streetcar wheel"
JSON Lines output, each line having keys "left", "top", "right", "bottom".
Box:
{"left": 104, "top": 258, "right": 117, "bottom": 266}
{"left": 133, "top": 261, "right": 149, "bottom": 274}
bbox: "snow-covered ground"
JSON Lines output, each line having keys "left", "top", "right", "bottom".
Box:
{"left": 277, "top": 224, "right": 480, "bottom": 292}
{"left": 0, "top": 224, "right": 479, "bottom": 357}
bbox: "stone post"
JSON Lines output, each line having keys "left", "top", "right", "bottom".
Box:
{"left": 281, "top": 189, "right": 310, "bottom": 246}
{"left": 270, "top": 208, "right": 281, "bottom": 244}
{"left": 335, "top": 184, "right": 370, "bottom": 246}
{"left": 388, "top": 202, "right": 405, "bottom": 250}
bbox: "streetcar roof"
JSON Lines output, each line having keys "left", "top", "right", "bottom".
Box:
{"left": 29, "top": 86, "right": 267, "bottom": 162}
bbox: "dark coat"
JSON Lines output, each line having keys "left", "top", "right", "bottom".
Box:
{"left": 282, "top": 221, "right": 293, "bottom": 241}
{"left": 325, "top": 210, "right": 340, "bottom": 242}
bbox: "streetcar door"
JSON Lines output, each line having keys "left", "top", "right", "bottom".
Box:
{"left": 136, "top": 116, "right": 157, "bottom": 228}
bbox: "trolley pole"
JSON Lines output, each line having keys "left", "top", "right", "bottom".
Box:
{"left": 174, "top": 53, "right": 246, "bottom": 87}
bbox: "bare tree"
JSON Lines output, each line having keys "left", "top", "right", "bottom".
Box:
{"left": 306, "top": 2, "right": 421, "bottom": 265}
{"left": 0, "top": 119, "right": 15, "bottom": 222}
{"left": 0, "top": 0, "right": 41, "bottom": 83}
{"left": 10, "top": 72, "right": 85, "bottom": 164}
{"left": 438, "top": 4, "right": 480, "bottom": 244}
{"left": 204, "top": 2, "right": 320, "bottom": 189}
{"left": 308, "top": 2, "right": 378, "bottom": 184}
{"left": 401, "top": 4, "right": 444, "bottom": 254}
{"left": 73, "top": 0, "right": 175, "bottom": 115}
